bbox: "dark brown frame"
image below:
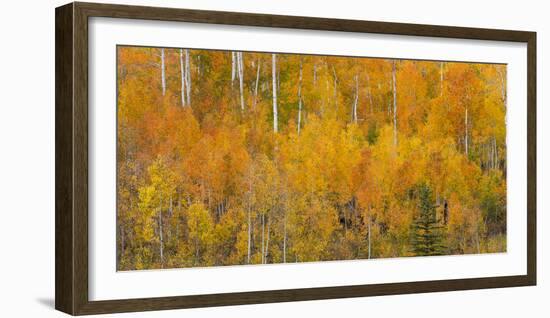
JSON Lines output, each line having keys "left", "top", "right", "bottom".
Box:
{"left": 55, "top": 1, "right": 537, "bottom": 315}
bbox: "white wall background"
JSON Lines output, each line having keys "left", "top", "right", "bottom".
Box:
{"left": 0, "top": 0, "right": 546, "bottom": 316}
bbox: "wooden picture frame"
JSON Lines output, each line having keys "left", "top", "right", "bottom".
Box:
{"left": 55, "top": 2, "right": 536, "bottom": 315}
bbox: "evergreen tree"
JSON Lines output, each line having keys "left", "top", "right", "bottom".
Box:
{"left": 410, "top": 183, "right": 446, "bottom": 256}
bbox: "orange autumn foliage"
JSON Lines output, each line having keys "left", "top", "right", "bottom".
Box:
{"left": 117, "top": 47, "right": 507, "bottom": 270}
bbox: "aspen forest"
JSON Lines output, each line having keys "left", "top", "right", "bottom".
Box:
{"left": 117, "top": 46, "right": 507, "bottom": 270}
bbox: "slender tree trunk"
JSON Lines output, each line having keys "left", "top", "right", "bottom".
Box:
{"left": 283, "top": 212, "right": 287, "bottom": 263}
{"left": 253, "top": 60, "right": 261, "bottom": 109}
{"left": 169, "top": 196, "right": 173, "bottom": 217}
{"left": 367, "top": 211, "right": 372, "bottom": 259}
{"left": 440, "top": 62, "right": 444, "bottom": 97}
{"left": 160, "top": 48, "right": 166, "bottom": 96}
{"left": 264, "top": 217, "right": 271, "bottom": 264}
{"left": 247, "top": 209, "right": 251, "bottom": 264}
{"left": 238, "top": 52, "right": 245, "bottom": 111}
{"left": 297, "top": 59, "right": 303, "bottom": 135}
{"left": 353, "top": 74, "right": 359, "bottom": 123}
{"left": 272, "top": 54, "right": 278, "bottom": 133}
{"left": 392, "top": 61, "right": 398, "bottom": 148}
{"left": 195, "top": 239, "right": 200, "bottom": 265}
{"left": 261, "top": 213, "right": 265, "bottom": 263}
{"left": 179, "top": 49, "right": 186, "bottom": 107}
{"left": 231, "top": 51, "right": 236, "bottom": 87}
{"left": 494, "top": 137, "right": 499, "bottom": 169}
{"left": 498, "top": 68, "right": 506, "bottom": 167}
{"left": 158, "top": 206, "right": 164, "bottom": 268}
{"left": 366, "top": 74, "right": 373, "bottom": 114}
{"left": 197, "top": 55, "right": 201, "bottom": 77}
{"left": 490, "top": 138, "right": 495, "bottom": 169}
{"left": 497, "top": 66, "right": 506, "bottom": 105}
{"left": 247, "top": 172, "right": 253, "bottom": 264}
{"left": 185, "top": 49, "right": 191, "bottom": 106}
{"left": 489, "top": 136, "right": 498, "bottom": 169}
{"left": 475, "top": 226, "right": 481, "bottom": 254}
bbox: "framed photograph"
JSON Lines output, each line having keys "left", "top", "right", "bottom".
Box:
{"left": 55, "top": 2, "right": 536, "bottom": 315}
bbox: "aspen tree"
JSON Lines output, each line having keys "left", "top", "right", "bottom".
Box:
{"left": 272, "top": 54, "right": 278, "bottom": 133}
{"left": 253, "top": 59, "right": 261, "bottom": 109}
{"left": 238, "top": 52, "right": 245, "bottom": 111}
{"left": 185, "top": 49, "right": 191, "bottom": 106}
{"left": 231, "top": 51, "right": 236, "bottom": 87}
{"left": 179, "top": 49, "right": 186, "bottom": 107}
{"left": 160, "top": 48, "right": 166, "bottom": 96}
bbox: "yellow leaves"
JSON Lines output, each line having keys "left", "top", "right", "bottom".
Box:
{"left": 251, "top": 154, "right": 280, "bottom": 208}
{"left": 187, "top": 203, "right": 213, "bottom": 245}
{"left": 135, "top": 158, "right": 177, "bottom": 244}
{"left": 233, "top": 220, "right": 250, "bottom": 263}
{"left": 117, "top": 46, "right": 508, "bottom": 269}
{"left": 288, "top": 196, "right": 338, "bottom": 262}
{"left": 212, "top": 208, "right": 247, "bottom": 264}
{"left": 281, "top": 115, "right": 364, "bottom": 204}
{"left": 136, "top": 185, "right": 157, "bottom": 242}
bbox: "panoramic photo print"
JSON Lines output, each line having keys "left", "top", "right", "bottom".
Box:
{"left": 116, "top": 46, "right": 507, "bottom": 271}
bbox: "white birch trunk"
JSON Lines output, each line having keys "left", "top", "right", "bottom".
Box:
{"left": 158, "top": 206, "right": 164, "bottom": 268}
{"left": 238, "top": 52, "right": 245, "bottom": 111}
{"left": 272, "top": 54, "right": 278, "bottom": 133}
{"left": 264, "top": 217, "right": 271, "bottom": 264}
{"left": 247, "top": 173, "right": 252, "bottom": 264}
{"left": 185, "top": 49, "right": 191, "bottom": 106}
{"left": 180, "top": 49, "right": 190, "bottom": 107}
{"left": 231, "top": 51, "right": 236, "bottom": 87}
{"left": 498, "top": 68, "right": 506, "bottom": 154}
{"left": 253, "top": 61, "right": 261, "bottom": 109}
{"left": 197, "top": 55, "right": 201, "bottom": 77}
{"left": 493, "top": 138, "right": 496, "bottom": 169}
{"left": 283, "top": 213, "right": 287, "bottom": 263}
{"left": 440, "top": 62, "right": 444, "bottom": 97}
{"left": 161, "top": 48, "right": 166, "bottom": 96}
{"left": 247, "top": 208, "right": 251, "bottom": 264}
{"left": 366, "top": 74, "right": 373, "bottom": 114}
{"left": 496, "top": 140, "right": 499, "bottom": 169}
{"left": 261, "top": 214, "right": 265, "bottom": 264}
{"left": 497, "top": 66, "right": 507, "bottom": 105}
